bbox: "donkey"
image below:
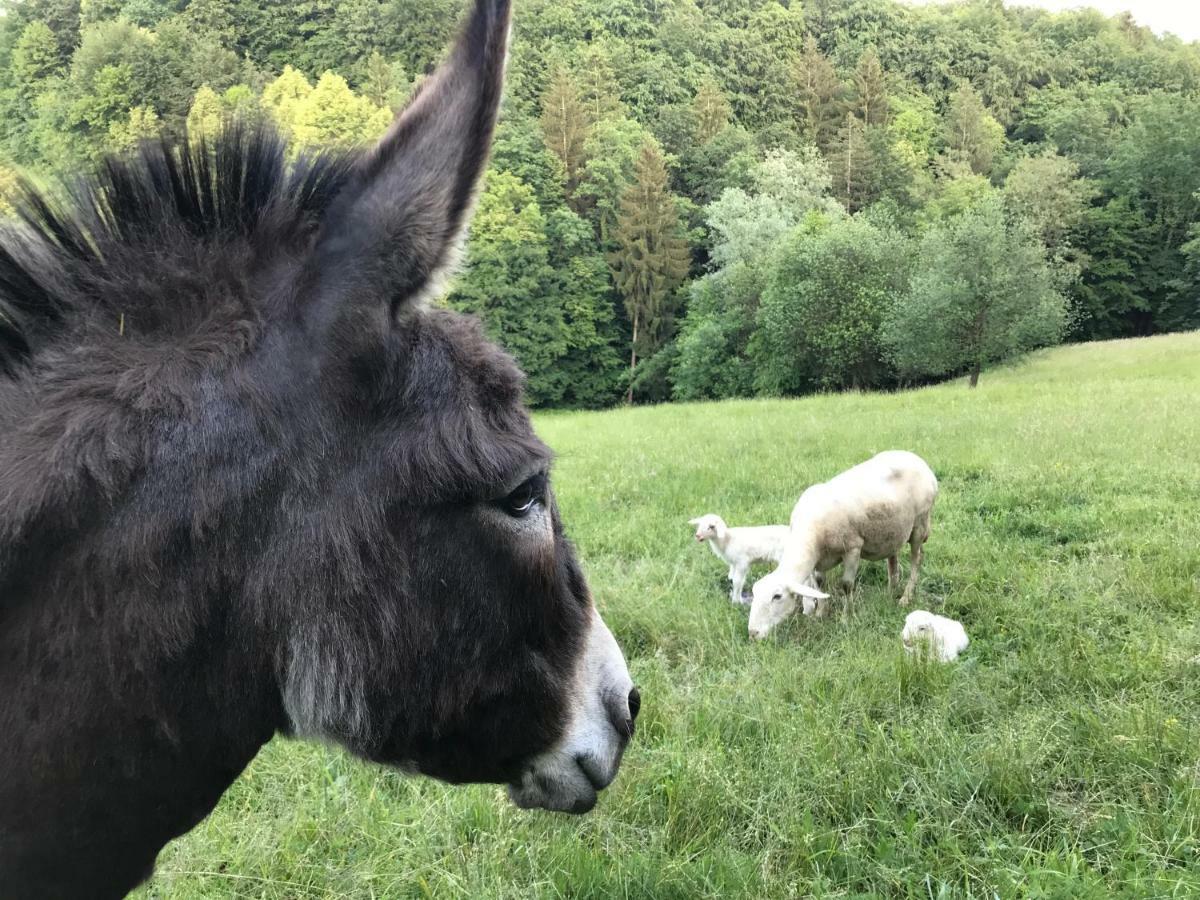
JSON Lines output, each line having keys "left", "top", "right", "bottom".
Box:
{"left": 0, "top": 2, "right": 640, "bottom": 897}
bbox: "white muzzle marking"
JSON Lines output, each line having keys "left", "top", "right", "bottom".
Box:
{"left": 507, "top": 609, "right": 634, "bottom": 814}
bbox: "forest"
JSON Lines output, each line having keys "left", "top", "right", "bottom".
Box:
{"left": 0, "top": 0, "right": 1197, "bottom": 406}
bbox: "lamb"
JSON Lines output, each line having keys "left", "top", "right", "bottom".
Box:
{"left": 689, "top": 514, "right": 790, "bottom": 606}
{"left": 748, "top": 450, "right": 939, "bottom": 640}
{"left": 901, "top": 610, "right": 969, "bottom": 662}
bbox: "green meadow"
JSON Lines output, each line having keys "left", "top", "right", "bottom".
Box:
{"left": 139, "top": 333, "right": 1200, "bottom": 898}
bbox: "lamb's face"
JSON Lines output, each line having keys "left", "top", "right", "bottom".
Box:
{"left": 901, "top": 611, "right": 938, "bottom": 653}
{"left": 689, "top": 515, "right": 721, "bottom": 543}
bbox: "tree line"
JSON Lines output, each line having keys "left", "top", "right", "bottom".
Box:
{"left": 1, "top": 0, "right": 1198, "bottom": 405}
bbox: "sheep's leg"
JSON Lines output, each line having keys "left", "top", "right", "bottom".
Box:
{"left": 887, "top": 556, "right": 900, "bottom": 595}
{"left": 840, "top": 549, "right": 862, "bottom": 623}
{"left": 900, "top": 541, "right": 923, "bottom": 607}
{"left": 729, "top": 565, "right": 750, "bottom": 605}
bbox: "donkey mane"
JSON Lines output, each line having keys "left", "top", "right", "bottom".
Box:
{"left": 0, "top": 127, "right": 357, "bottom": 377}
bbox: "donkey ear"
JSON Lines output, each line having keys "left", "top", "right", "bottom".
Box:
{"left": 312, "top": 0, "right": 511, "bottom": 316}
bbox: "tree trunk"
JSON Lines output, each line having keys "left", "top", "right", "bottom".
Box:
{"left": 627, "top": 310, "right": 639, "bottom": 405}
{"left": 969, "top": 363, "right": 981, "bottom": 389}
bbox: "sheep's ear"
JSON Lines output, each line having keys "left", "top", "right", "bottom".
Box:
{"left": 791, "top": 582, "right": 830, "bottom": 601}
{"left": 310, "top": 0, "right": 511, "bottom": 318}
{"left": 687, "top": 518, "right": 702, "bottom": 526}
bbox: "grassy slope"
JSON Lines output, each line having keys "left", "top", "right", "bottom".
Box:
{"left": 139, "top": 334, "right": 1200, "bottom": 898}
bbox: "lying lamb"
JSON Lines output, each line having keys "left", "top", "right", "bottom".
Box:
{"left": 901, "top": 610, "right": 968, "bottom": 662}
{"left": 749, "top": 450, "right": 938, "bottom": 640}
{"left": 690, "top": 514, "right": 789, "bottom": 605}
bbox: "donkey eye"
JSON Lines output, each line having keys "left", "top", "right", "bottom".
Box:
{"left": 500, "top": 474, "right": 547, "bottom": 518}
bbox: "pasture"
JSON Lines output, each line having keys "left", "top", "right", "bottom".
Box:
{"left": 138, "top": 333, "right": 1200, "bottom": 898}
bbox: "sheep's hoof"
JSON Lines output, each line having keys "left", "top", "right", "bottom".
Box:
{"left": 898, "top": 597, "right": 911, "bottom": 608}
{"left": 732, "top": 593, "right": 752, "bottom": 606}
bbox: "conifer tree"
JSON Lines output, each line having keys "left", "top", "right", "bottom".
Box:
{"left": 609, "top": 140, "right": 691, "bottom": 403}
{"left": 829, "top": 111, "right": 873, "bottom": 212}
{"left": 540, "top": 66, "right": 589, "bottom": 198}
{"left": 852, "top": 48, "right": 889, "bottom": 128}
{"left": 694, "top": 76, "right": 732, "bottom": 143}
{"left": 943, "top": 84, "right": 1005, "bottom": 176}
{"left": 792, "top": 36, "right": 844, "bottom": 151}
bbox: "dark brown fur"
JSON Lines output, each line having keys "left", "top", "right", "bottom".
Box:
{"left": 0, "top": 3, "right": 605, "bottom": 897}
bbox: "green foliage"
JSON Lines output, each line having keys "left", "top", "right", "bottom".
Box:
{"left": 609, "top": 140, "right": 691, "bottom": 401}
{"left": 693, "top": 76, "right": 732, "bottom": 144}
{"left": 0, "top": 0, "right": 1198, "bottom": 407}
{"left": 449, "top": 171, "right": 622, "bottom": 408}
{"left": 291, "top": 71, "right": 390, "bottom": 150}
{"left": 885, "top": 200, "right": 1068, "bottom": 387}
{"left": 705, "top": 145, "right": 838, "bottom": 269}
{"left": 108, "top": 102, "right": 159, "bottom": 150}
{"left": 0, "top": 163, "right": 19, "bottom": 215}
{"left": 1003, "top": 151, "right": 1096, "bottom": 258}
{"left": 448, "top": 171, "right": 568, "bottom": 407}
{"left": 942, "top": 83, "right": 1005, "bottom": 176}
{"left": 753, "top": 213, "right": 912, "bottom": 393}
{"left": 185, "top": 84, "right": 222, "bottom": 140}
{"left": 540, "top": 66, "right": 589, "bottom": 196}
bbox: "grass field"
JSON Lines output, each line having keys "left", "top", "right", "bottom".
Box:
{"left": 138, "top": 334, "right": 1200, "bottom": 898}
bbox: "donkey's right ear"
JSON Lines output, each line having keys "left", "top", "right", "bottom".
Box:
{"left": 310, "top": 0, "right": 512, "bottom": 320}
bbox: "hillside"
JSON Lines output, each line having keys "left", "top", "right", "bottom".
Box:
{"left": 138, "top": 332, "right": 1200, "bottom": 898}
{"left": 1, "top": 0, "right": 1198, "bottom": 408}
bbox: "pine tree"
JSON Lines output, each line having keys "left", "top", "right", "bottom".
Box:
{"left": 792, "top": 36, "right": 844, "bottom": 151}
{"left": 943, "top": 84, "right": 1005, "bottom": 176}
{"left": 609, "top": 140, "right": 691, "bottom": 403}
{"left": 575, "top": 43, "right": 623, "bottom": 125}
{"left": 360, "top": 50, "right": 406, "bottom": 112}
{"left": 694, "top": 76, "right": 732, "bottom": 143}
{"left": 851, "top": 48, "right": 889, "bottom": 128}
{"left": 829, "top": 111, "right": 874, "bottom": 212}
{"left": 540, "top": 66, "right": 589, "bottom": 198}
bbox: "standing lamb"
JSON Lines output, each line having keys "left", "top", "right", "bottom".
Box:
{"left": 748, "top": 451, "right": 938, "bottom": 640}
{"left": 690, "top": 514, "right": 790, "bottom": 605}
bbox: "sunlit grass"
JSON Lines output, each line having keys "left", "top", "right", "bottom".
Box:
{"left": 139, "top": 333, "right": 1200, "bottom": 898}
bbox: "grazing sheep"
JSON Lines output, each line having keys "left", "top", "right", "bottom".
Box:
{"left": 902, "top": 611, "right": 968, "bottom": 662}
{"left": 690, "top": 514, "right": 790, "bottom": 605}
{"left": 749, "top": 451, "right": 938, "bottom": 640}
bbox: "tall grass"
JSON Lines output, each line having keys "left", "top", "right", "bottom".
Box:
{"left": 139, "top": 334, "right": 1200, "bottom": 898}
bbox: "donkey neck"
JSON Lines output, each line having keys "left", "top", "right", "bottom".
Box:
{"left": 0, "top": 583, "right": 285, "bottom": 898}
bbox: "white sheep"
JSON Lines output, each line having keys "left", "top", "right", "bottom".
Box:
{"left": 901, "top": 610, "right": 968, "bottom": 662}
{"left": 749, "top": 450, "right": 939, "bottom": 640}
{"left": 689, "top": 514, "right": 789, "bottom": 606}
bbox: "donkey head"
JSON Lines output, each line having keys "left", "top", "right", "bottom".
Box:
{"left": 262, "top": 0, "right": 637, "bottom": 812}
{"left": 0, "top": 0, "right": 635, "bottom": 853}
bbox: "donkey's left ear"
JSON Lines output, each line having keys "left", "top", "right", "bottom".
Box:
{"left": 312, "top": 0, "right": 511, "bottom": 316}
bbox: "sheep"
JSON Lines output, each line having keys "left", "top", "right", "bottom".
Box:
{"left": 748, "top": 451, "right": 938, "bottom": 640}
{"left": 901, "top": 611, "right": 968, "bottom": 662}
{"left": 689, "top": 514, "right": 790, "bottom": 606}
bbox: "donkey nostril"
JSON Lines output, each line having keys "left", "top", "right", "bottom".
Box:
{"left": 628, "top": 687, "right": 641, "bottom": 724}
